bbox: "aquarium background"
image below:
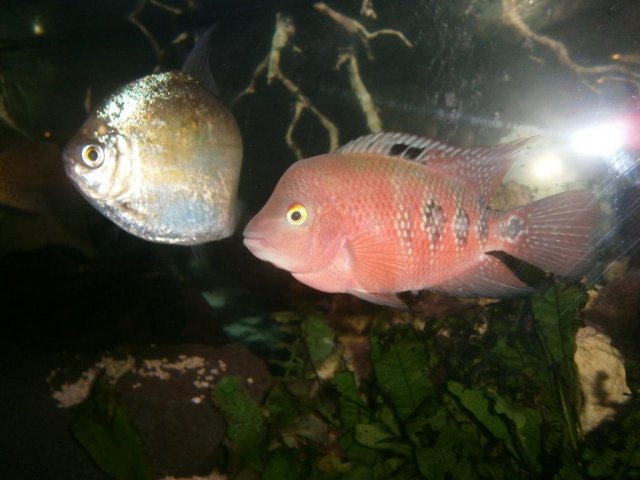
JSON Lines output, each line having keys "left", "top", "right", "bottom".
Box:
{"left": 1, "top": 0, "right": 640, "bottom": 479}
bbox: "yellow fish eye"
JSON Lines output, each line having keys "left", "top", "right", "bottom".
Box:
{"left": 287, "top": 203, "right": 308, "bottom": 225}
{"left": 81, "top": 144, "right": 104, "bottom": 168}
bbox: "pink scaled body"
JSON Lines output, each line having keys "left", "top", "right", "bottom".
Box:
{"left": 243, "top": 132, "right": 599, "bottom": 307}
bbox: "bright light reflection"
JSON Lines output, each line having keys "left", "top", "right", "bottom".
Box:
{"left": 569, "top": 122, "right": 625, "bottom": 157}
{"left": 531, "top": 153, "right": 564, "bottom": 180}
{"left": 33, "top": 16, "right": 44, "bottom": 36}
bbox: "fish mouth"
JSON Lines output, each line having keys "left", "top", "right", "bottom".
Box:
{"left": 243, "top": 233, "right": 299, "bottom": 274}
{"left": 61, "top": 148, "right": 78, "bottom": 173}
{"left": 242, "top": 234, "right": 286, "bottom": 267}
{"left": 243, "top": 235, "right": 269, "bottom": 252}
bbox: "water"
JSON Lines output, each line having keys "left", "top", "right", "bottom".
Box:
{"left": 1, "top": 1, "right": 639, "bottom": 478}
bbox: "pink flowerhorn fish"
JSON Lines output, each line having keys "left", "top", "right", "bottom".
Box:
{"left": 243, "top": 132, "right": 599, "bottom": 308}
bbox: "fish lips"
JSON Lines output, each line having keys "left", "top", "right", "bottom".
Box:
{"left": 243, "top": 229, "right": 294, "bottom": 271}
{"left": 61, "top": 147, "right": 81, "bottom": 179}
{"left": 61, "top": 146, "right": 88, "bottom": 193}
{"left": 243, "top": 233, "right": 270, "bottom": 258}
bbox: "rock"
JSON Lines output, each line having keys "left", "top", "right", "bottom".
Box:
{"left": 114, "top": 344, "right": 270, "bottom": 478}
{"left": 584, "top": 268, "right": 640, "bottom": 358}
{"left": 13, "top": 343, "right": 271, "bottom": 479}
{"left": 574, "top": 326, "right": 631, "bottom": 433}
{"left": 0, "top": 349, "right": 108, "bottom": 479}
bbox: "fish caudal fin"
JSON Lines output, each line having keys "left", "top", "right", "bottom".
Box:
{"left": 497, "top": 190, "right": 600, "bottom": 279}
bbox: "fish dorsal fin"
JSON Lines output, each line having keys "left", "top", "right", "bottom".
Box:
{"left": 337, "top": 132, "right": 534, "bottom": 199}
{"left": 182, "top": 24, "right": 220, "bottom": 96}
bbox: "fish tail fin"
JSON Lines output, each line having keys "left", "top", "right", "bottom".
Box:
{"left": 496, "top": 190, "right": 600, "bottom": 279}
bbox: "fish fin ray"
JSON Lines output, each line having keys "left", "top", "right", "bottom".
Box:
{"left": 348, "top": 290, "right": 408, "bottom": 308}
{"left": 337, "top": 132, "right": 535, "bottom": 198}
{"left": 181, "top": 24, "right": 220, "bottom": 96}
{"left": 499, "top": 190, "right": 600, "bottom": 278}
{"left": 0, "top": 185, "right": 42, "bottom": 212}
{"left": 347, "top": 233, "right": 405, "bottom": 291}
{"left": 338, "top": 132, "right": 445, "bottom": 158}
{"left": 430, "top": 254, "right": 535, "bottom": 298}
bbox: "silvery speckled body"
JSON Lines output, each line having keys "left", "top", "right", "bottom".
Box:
{"left": 63, "top": 71, "right": 242, "bottom": 245}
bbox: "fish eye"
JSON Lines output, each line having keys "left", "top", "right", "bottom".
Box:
{"left": 81, "top": 144, "right": 104, "bottom": 168}
{"left": 286, "top": 203, "right": 308, "bottom": 225}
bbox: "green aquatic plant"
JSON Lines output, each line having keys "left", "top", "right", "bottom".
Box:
{"left": 209, "top": 285, "right": 639, "bottom": 479}
{"left": 72, "top": 284, "right": 640, "bottom": 479}
{"left": 212, "top": 376, "right": 266, "bottom": 473}
{"left": 71, "top": 375, "right": 154, "bottom": 480}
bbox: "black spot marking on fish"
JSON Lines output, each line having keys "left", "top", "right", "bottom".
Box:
{"left": 477, "top": 208, "right": 489, "bottom": 242}
{"left": 500, "top": 215, "right": 525, "bottom": 241}
{"left": 453, "top": 207, "right": 470, "bottom": 246}
{"left": 405, "top": 146, "right": 425, "bottom": 160}
{"left": 390, "top": 143, "right": 409, "bottom": 156}
{"left": 422, "top": 199, "right": 445, "bottom": 244}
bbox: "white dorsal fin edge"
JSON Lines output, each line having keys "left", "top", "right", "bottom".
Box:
{"left": 337, "top": 132, "right": 447, "bottom": 159}
{"left": 336, "top": 132, "right": 536, "bottom": 199}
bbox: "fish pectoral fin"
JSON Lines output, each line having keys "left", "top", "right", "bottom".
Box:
{"left": 430, "top": 254, "right": 535, "bottom": 298}
{"left": 117, "top": 200, "right": 150, "bottom": 221}
{"left": 349, "top": 290, "right": 408, "bottom": 309}
{"left": 347, "top": 234, "right": 405, "bottom": 291}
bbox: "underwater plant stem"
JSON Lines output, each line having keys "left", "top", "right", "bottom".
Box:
{"left": 502, "top": 0, "right": 640, "bottom": 93}
{"left": 552, "top": 287, "right": 581, "bottom": 451}
{"left": 336, "top": 51, "right": 382, "bottom": 133}
{"left": 533, "top": 289, "right": 580, "bottom": 455}
{"left": 360, "top": 0, "right": 377, "bottom": 19}
{"left": 314, "top": 2, "right": 412, "bottom": 60}
{"left": 231, "top": 59, "right": 267, "bottom": 106}
{"left": 128, "top": 0, "right": 164, "bottom": 61}
{"left": 556, "top": 368, "right": 580, "bottom": 453}
{"left": 231, "top": 12, "right": 339, "bottom": 157}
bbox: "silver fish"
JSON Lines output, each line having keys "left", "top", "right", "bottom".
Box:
{"left": 62, "top": 28, "right": 242, "bottom": 245}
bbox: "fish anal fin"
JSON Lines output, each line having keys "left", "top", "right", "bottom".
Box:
{"left": 431, "top": 254, "right": 535, "bottom": 298}
{"left": 0, "top": 184, "right": 42, "bottom": 213}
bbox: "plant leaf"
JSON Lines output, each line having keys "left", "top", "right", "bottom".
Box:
{"left": 302, "top": 314, "right": 335, "bottom": 366}
{"left": 493, "top": 392, "right": 542, "bottom": 472}
{"left": 354, "top": 423, "right": 412, "bottom": 456}
{"left": 371, "top": 328, "right": 433, "bottom": 422}
{"left": 447, "top": 381, "right": 517, "bottom": 458}
{"left": 71, "top": 376, "right": 154, "bottom": 480}
{"left": 212, "top": 376, "right": 264, "bottom": 445}
{"left": 263, "top": 449, "right": 302, "bottom": 480}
